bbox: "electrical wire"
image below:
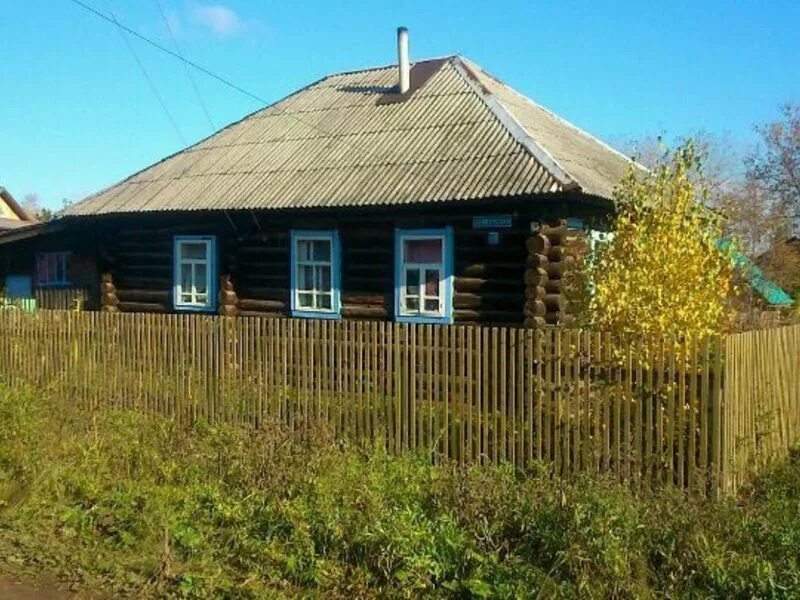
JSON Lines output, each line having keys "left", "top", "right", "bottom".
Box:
{"left": 153, "top": 0, "right": 216, "bottom": 130}
{"left": 67, "top": 0, "right": 398, "bottom": 165}
{"left": 107, "top": 6, "right": 187, "bottom": 145}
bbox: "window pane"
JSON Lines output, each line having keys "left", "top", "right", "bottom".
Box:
{"left": 181, "top": 242, "right": 207, "bottom": 260}
{"left": 424, "top": 269, "right": 440, "bottom": 297}
{"left": 196, "top": 294, "right": 208, "bottom": 305}
{"left": 312, "top": 240, "right": 331, "bottom": 262}
{"left": 47, "top": 254, "right": 57, "bottom": 281}
{"left": 424, "top": 298, "right": 439, "bottom": 312}
{"left": 36, "top": 255, "right": 47, "bottom": 283}
{"left": 406, "top": 268, "right": 420, "bottom": 295}
{"left": 62, "top": 255, "right": 71, "bottom": 283}
{"left": 195, "top": 263, "right": 208, "bottom": 294}
{"left": 180, "top": 293, "right": 192, "bottom": 303}
{"left": 298, "top": 265, "right": 314, "bottom": 291}
{"left": 298, "top": 292, "right": 314, "bottom": 308}
{"left": 317, "top": 265, "right": 331, "bottom": 292}
{"left": 297, "top": 240, "right": 312, "bottom": 261}
{"left": 403, "top": 238, "right": 442, "bottom": 264}
{"left": 406, "top": 297, "right": 419, "bottom": 311}
{"left": 180, "top": 264, "right": 192, "bottom": 292}
{"left": 55, "top": 255, "right": 63, "bottom": 283}
{"left": 318, "top": 293, "right": 332, "bottom": 310}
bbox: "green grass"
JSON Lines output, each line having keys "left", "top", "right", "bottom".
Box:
{"left": 0, "top": 384, "right": 799, "bottom": 598}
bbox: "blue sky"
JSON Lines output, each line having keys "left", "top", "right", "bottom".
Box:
{"left": 1, "top": 1, "right": 799, "bottom": 209}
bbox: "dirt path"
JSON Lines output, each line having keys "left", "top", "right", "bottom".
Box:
{"left": 0, "top": 575, "right": 70, "bottom": 599}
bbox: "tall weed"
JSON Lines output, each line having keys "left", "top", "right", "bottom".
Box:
{"left": 0, "top": 384, "right": 798, "bottom": 598}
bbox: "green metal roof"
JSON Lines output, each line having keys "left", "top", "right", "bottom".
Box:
{"left": 718, "top": 240, "right": 794, "bottom": 306}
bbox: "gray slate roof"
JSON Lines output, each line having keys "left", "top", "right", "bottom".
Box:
{"left": 64, "top": 56, "right": 641, "bottom": 216}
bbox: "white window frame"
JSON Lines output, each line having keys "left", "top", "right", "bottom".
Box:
{"left": 394, "top": 228, "right": 454, "bottom": 325}
{"left": 36, "top": 252, "right": 71, "bottom": 287}
{"left": 290, "top": 230, "right": 341, "bottom": 319}
{"left": 173, "top": 235, "right": 217, "bottom": 312}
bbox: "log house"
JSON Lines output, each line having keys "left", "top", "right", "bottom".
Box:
{"left": 0, "top": 32, "right": 644, "bottom": 327}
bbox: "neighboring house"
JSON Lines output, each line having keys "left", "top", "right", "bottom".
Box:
{"left": 0, "top": 187, "right": 36, "bottom": 231}
{"left": 0, "top": 32, "right": 645, "bottom": 326}
{"left": 0, "top": 187, "right": 40, "bottom": 300}
{"left": 756, "top": 235, "right": 800, "bottom": 299}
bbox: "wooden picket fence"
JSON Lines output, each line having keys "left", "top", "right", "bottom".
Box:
{"left": 34, "top": 286, "right": 93, "bottom": 310}
{"left": 722, "top": 325, "right": 800, "bottom": 492}
{"left": 0, "top": 310, "right": 797, "bottom": 495}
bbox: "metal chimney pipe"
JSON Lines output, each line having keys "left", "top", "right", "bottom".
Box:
{"left": 397, "top": 26, "right": 410, "bottom": 93}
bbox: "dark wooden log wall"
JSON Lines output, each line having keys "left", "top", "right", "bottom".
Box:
{"left": 90, "top": 198, "right": 610, "bottom": 325}
{"left": 99, "top": 221, "right": 226, "bottom": 314}
{"left": 229, "top": 216, "right": 530, "bottom": 325}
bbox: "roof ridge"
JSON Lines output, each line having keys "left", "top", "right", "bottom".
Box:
{"left": 463, "top": 57, "right": 646, "bottom": 172}
{"left": 449, "top": 56, "right": 578, "bottom": 191}
{"left": 0, "top": 187, "right": 36, "bottom": 222}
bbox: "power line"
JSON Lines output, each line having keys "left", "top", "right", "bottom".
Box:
{"left": 108, "top": 6, "right": 187, "bottom": 145}
{"left": 153, "top": 0, "right": 216, "bottom": 130}
{"left": 67, "top": 0, "right": 397, "bottom": 165}
{"left": 69, "top": 0, "right": 269, "bottom": 105}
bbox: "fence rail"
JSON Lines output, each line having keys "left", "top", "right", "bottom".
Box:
{"left": 0, "top": 311, "right": 797, "bottom": 494}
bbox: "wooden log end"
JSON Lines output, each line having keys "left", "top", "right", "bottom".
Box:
{"left": 523, "top": 316, "right": 547, "bottom": 329}
{"left": 547, "top": 245, "right": 566, "bottom": 262}
{"left": 219, "top": 305, "right": 238, "bottom": 317}
{"left": 524, "top": 285, "right": 547, "bottom": 300}
{"left": 525, "top": 253, "right": 549, "bottom": 268}
{"left": 525, "top": 233, "right": 551, "bottom": 255}
{"left": 524, "top": 268, "right": 548, "bottom": 287}
{"left": 544, "top": 293, "right": 566, "bottom": 312}
{"left": 524, "top": 299, "right": 546, "bottom": 316}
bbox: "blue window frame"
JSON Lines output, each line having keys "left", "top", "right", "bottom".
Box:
{"left": 290, "top": 230, "right": 341, "bottom": 319}
{"left": 394, "top": 227, "right": 454, "bottom": 325}
{"left": 173, "top": 235, "right": 217, "bottom": 312}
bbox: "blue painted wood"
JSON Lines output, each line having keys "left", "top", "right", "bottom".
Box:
{"left": 289, "top": 229, "right": 342, "bottom": 319}
{"left": 394, "top": 227, "right": 454, "bottom": 325}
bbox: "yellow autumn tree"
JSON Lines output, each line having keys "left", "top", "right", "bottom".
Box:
{"left": 588, "top": 141, "right": 736, "bottom": 341}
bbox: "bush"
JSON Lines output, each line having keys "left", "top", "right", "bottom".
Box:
{"left": 0, "top": 385, "right": 799, "bottom": 598}
{"left": 587, "top": 141, "right": 736, "bottom": 341}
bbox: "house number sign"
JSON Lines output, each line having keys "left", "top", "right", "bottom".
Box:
{"left": 472, "top": 215, "right": 512, "bottom": 229}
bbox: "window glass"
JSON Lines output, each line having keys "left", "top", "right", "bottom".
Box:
{"left": 406, "top": 268, "right": 420, "bottom": 295}
{"left": 318, "top": 265, "right": 331, "bottom": 292}
{"left": 298, "top": 240, "right": 312, "bottom": 262}
{"left": 298, "top": 292, "right": 314, "bottom": 308}
{"left": 195, "top": 264, "right": 207, "bottom": 294}
{"left": 424, "top": 269, "right": 440, "bottom": 297}
{"left": 424, "top": 298, "right": 439, "bottom": 312}
{"left": 396, "top": 230, "right": 451, "bottom": 322}
{"left": 403, "top": 238, "right": 442, "bottom": 264}
{"left": 180, "top": 264, "right": 192, "bottom": 292}
{"left": 36, "top": 252, "right": 70, "bottom": 286}
{"left": 181, "top": 243, "right": 207, "bottom": 260}
{"left": 318, "top": 293, "right": 332, "bottom": 310}
{"left": 313, "top": 240, "right": 331, "bottom": 262}
{"left": 299, "top": 265, "right": 314, "bottom": 291}
{"left": 175, "top": 237, "right": 214, "bottom": 310}
{"left": 292, "top": 232, "right": 339, "bottom": 316}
